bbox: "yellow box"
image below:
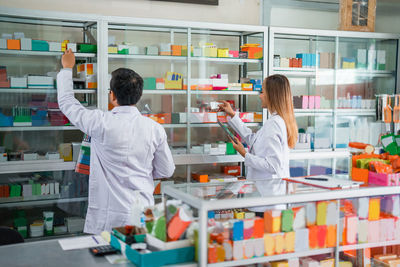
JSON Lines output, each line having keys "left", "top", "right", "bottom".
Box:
{"left": 234, "top": 211, "right": 245, "bottom": 220}
{"left": 369, "top": 198, "right": 380, "bottom": 221}
{"left": 108, "top": 46, "right": 118, "bottom": 54}
{"left": 271, "top": 261, "right": 289, "bottom": 267}
{"left": 264, "top": 233, "right": 275, "bottom": 256}
{"left": 59, "top": 143, "right": 72, "bottom": 161}
{"left": 264, "top": 210, "right": 281, "bottom": 233}
{"left": 164, "top": 71, "right": 183, "bottom": 90}
{"left": 241, "top": 83, "right": 253, "bottom": 91}
{"left": 217, "top": 48, "right": 229, "bottom": 58}
{"left": 317, "top": 201, "right": 328, "bottom": 226}
{"left": 203, "top": 44, "right": 217, "bottom": 58}
{"left": 284, "top": 232, "right": 295, "bottom": 253}
{"left": 274, "top": 233, "right": 285, "bottom": 254}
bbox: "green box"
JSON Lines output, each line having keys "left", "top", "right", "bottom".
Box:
{"left": 226, "top": 142, "right": 237, "bottom": 155}
{"left": 78, "top": 44, "right": 97, "bottom": 53}
{"left": 14, "top": 116, "right": 31, "bottom": 123}
{"left": 31, "top": 40, "right": 49, "bottom": 51}
{"left": 144, "top": 78, "right": 156, "bottom": 90}
{"left": 117, "top": 49, "right": 129, "bottom": 54}
{"left": 281, "top": 209, "right": 294, "bottom": 232}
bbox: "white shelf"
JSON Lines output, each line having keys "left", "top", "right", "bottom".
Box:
{"left": 108, "top": 54, "right": 261, "bottom": 64}
{"left": 143, "top": 90, "right": 186, "bottom": 95}
{"left": 0, "top": 126, "right": 78, "bottom": 132}
{"left": 273, "top": 67, "right": 394, "bottom": 78}
{"left": 208, "top": 248, "right": 334, "bottom": 267}
{"left": 173, "top": 150, "right": 350, "bottom": 165}
{"left": 0, "top": 160, "right": 76, "bottom": 174}
{"left": 0, "top": 88, "right": 96, "bottom": 94}
{"left": 143, "top": 90, "right": 260, "bottom": 95}
{"left": 108, "top": 54, "right": 186, "bottom": 61}
{"left": 0, "top": 49, "right": 96, "bottom": 58}
{"left": 0, "top": 196, "right": 88, "bottom": 208}
{"left": 295, "top": 109, "right": 333, "bottom": 116}
{"left": 162, "top": 122, "right": 261, "bottom": 129}
{"left": 339, "top": 239, "right": 400, "bottom": 252}
{"left": 191, "top": 90, "right": 260, "bottom": 95}
{"left": 336, "top": 109, "right": 376, "bottom": 116}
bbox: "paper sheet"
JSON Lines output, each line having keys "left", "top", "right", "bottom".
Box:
{"left": 58, "top": 235, "right": 108, "bottom": 250}
{"left": 105, "top": 254, "right": 129, "bottom": 264}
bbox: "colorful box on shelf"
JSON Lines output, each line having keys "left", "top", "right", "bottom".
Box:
{"left": 67, "top": 43, "right": 77, "bottom": 52}
{"left": 7, "top": 39, "right": 21, "bottom": 50}
{"left": 171, "top": 45, "right": 182, "bottom": 56}
{"left": 250, "top": 79, "right": 262, "bottom": 92}
{"left": 31, "top": 110, "right": 48, "bottom": 126}
{"left": 240, "top": 44, "right": 262, "bottom": 59}
{"left": 0, "top": 38, "right": 6, "bottom": 49}
{"left": 217, "top": 48, "right": 229, "bottom": 58}
{"left": 201, "top": 43, "right": 217, "bottom": 58}
{"left": 27, "top": 76, "right": 54, "bottom": 89}
{"left": 31, "top": 40, "right": 49, "bottom": 51}
{"left": 117, "top": 45, "right": 129, "bottom": 54}
{"left": 0, "top": 112, "right": 13, "bottom": 127}
{"left": 144, "top": 77, "right": 156, "bottom": 90}
{"left": 229, "top": 50, "right": 239, "bottom": 58}
{"left": 368, "top": 171, "right": 400, "bottom": 186}
{"left": 164, "top": 72, "right": 183, "bottom": 90}
{"left": 78, "top": 43, "right": 97, "bottom": 53}
{"left": 146, "top": 46, "right": 158, "bottom": 55}
{"left": 110, "top": 233, "right": 194, "bottom": 267}
{"left": 10, "top": 77, "right": 27, "bottom": 88}
{"left": 20, "top": 38, "right": 32, "bottom": 50}
{"left": 342, "top": 57, "right": 356, "bottom": 69}
{"left": 48, "top": 42, "right": 62, "bottom": 52}
{"left": 108, "top": 46, "right": 118, "bottom": 54}
{"left": 159, "top": 43, "right": 172, "bottom": 56}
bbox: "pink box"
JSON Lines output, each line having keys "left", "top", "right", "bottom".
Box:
{"left": 308, "top": 96, "right": 315, "bottom": 109}
{"left": 302, "top": 96, "right": 309, "bottom": 109}
{"left": 314, "top": 96, "right": 321, "bottom": 109}
{"left": 47, "top": 102, "right": 59, "bottom": 109}
{"left": 368, "top": 220, "right": 380, "bottom": 243}
{"left": 229, "top": 50, "right": 239, "bottom": 58}
{"left": 239, "top": 112, "right": 254, "bottom": 122}
{"left": 368, "top": 171, "right": 400, "bottom": 186}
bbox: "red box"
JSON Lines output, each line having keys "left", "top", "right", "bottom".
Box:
{"left": 229, "top": 50, "right": 239, "bottom": 58}
{"left": 221, "top": 165, "right": 241, "bottom": 176}
{"left": 368, "top": 171, "right": 400, "bottom": 186}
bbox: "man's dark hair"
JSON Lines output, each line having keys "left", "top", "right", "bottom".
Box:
{"left": 110, "top": 68, "right": 143, "bottom": 106}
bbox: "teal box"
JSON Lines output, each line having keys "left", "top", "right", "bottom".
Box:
{"left": 32, "top": 40, "right": 49, "bottom": 51}
{"left": 144, "top": 77, "right": 156, "bottom": 90}
{"left": 110, "top": 234, "right": 194, "bottom": 267}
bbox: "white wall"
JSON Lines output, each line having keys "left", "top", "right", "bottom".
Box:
{"left": 0, "top": 0, "right": 262, "bottom": 25}
{"left": 269, "top": 6, "right": 400, "bottom": 34}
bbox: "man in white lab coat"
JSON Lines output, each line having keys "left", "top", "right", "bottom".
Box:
{"left": 57, "top": 49, "right": 175, "bottom": 234}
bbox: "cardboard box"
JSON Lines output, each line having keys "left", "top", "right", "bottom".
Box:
{"left": 0, "top": 39, "right": 6, "bottom": 49}
{"left": 67, "top": 43, "right": 77, "bottom": 52}
{"left": 10, "top": 77, "right": 27, "bottom": 88}
{"left": 217, "top": 48, "right": 229, "bottom": 58}
{"left": 171, "top": 45, "right": 182, "bottom": 56}
{"left": 20, "top": 38, "right": 32, "bottom": 50}
{"left": 31, "top": 40, "right": 49, "bottom": 51}
{"left": 48, "top": 42, "right": 61, "bottom": 52}
{"left": 7, "top": 39, "right": 20, "bottom": 50}
{"left": 159, "top": 43, "right": 171, "bottom": 55}
{"left": 28, "top": 76, "right": 54, "bottom": 89}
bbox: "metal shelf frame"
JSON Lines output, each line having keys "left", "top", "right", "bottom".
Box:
{"left": 0, "top": 88, "right": 97, "bottom": 94}
{"left": 269, "top": 26, "right": 400, "bottom": 175}
{"left": 163, "top": 179, "right": 400, "bottom": 267}
{"left": 0, "top": 196, "right": 88, "bottom": 208}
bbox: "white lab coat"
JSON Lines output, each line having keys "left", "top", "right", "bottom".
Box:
{"left": 57, "top": 69, "right": 175, "bottom": 234}
{"left": 227, "top": 113, "right": 290, "bottom": 212}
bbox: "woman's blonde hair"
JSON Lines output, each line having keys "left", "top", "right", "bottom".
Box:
{"left": 263, "top": 75, "right": 298, "bottom": 148}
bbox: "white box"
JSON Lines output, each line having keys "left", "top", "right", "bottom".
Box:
{"left": 72, "top": 142, "right": 81, "bottom": 162}
{"left": 205, "top": 112, "right": 217, "bottom": 123}
{"left": 159, "top": 43, "right": 171, "bottom": 53}
{"left": 146, "top": 46, "right": 159, "bottom": 55}
{"left": 146, "top": 234, "right": 191, "bottom": 251}
{"left": 1, "top": 33, "right": 12, "bottom": 39}
{"left": 108, "top": 35, "right": 116, "bottom": 46}
{"left": 357, "top": 49, "right": 367, "bottom": 67}
{"left": 13, "top": 32, "right": 25, "bottom": 39}
{"left": 67, "top": 43, "right": 77, "bottom": 52}
{"left": 48, "top": 42, "right": 61, "bottom": 52}
{"left": 49, "top": 183, "right": 55, "bottom": 195}
{"left": 127, "top": 45, "right": 139, "bottom": 55}
{"left": 23, "top": 152, "right": 38, "bottom": 161}
{"left": 212, "top": 78, "right": 228, "bottom": 88}
{"left": 156, "top": 81, "right": 165, "bottom": 90}
{"left": 46, "top": 152, "right": 60, "bottom": 160}
{"left": 0, "top": 153, "right": 7, "bottom": 162}
{"left": 41, "top": 184, "right": 46, "bottom": 195}
{"left": 0, "top": 39, "right": 6, "bottom": 49}
{"left": 54, "top": 182, "right": 60, "bottom": 194}
{"left": 192, "top": 47, "right": 202, "bottom": 57}
{"left": 377, "top": 50, "right": 386, "bottom": 65}
{"left": 20, "top": 38, "right": 32, "bottom": 50}
{"left": 28, "top": 76, "right": 54, "bottom": 89}
{"left": 368, "top": 49, "right": 376, "bottom": 70}
{"left": 22, "top": 184, "right": 32, "bottom": 197}
{"left": 138, "top": 47, "right": 146, "bottom": 55}
{"left": 190, "top": 146, "right": 203, "bottom": 154}
{"left": 228, "top": 83, "right": 241, "bottom": 91}
{"left": 190, "top": 112, "right": 205, "bottom": 123}
{"left": 218, "top": 143, "right": 227, "bottom": 154}
{"left": 10, "top": 77, "right": 27, "bottom": 88}
{"left": 45, "top": 183, "right": 50, "bottom": 195}
{"left": 203, "top": 144, "right": 211, "bottom": 154}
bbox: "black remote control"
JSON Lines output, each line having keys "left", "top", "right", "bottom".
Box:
{"left": 89, "top": 245, "right": 118, "bottom": 256}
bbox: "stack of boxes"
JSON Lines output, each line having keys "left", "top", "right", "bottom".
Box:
{"left": 0, "top": 179, "right": 60, "bottom": 199}
{"left": 77, "top": 63, "right": 97, "bottom": 89}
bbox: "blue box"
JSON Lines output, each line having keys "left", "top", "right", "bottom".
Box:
{"left": 231, "top": 220, "right": 243, "bottom": 241}
{"left": 250, "top": 79, "right": 262, "bottom": 92}
{"left": 0, "top": 112, "right": 13, "bottom": 127}
{"left": 32, "top": 40, "right": 49, "bottom": 51}
{"left": 110, "top": 234, "right": 194, "bottom": 267}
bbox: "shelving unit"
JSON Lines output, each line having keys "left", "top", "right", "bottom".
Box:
{"left": 0, "top": 9, "right": 98, "bottom": 241}
{"left": 269, "top": 26, "right": 400, "bottom": 176}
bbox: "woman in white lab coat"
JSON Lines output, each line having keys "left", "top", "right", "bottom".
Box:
{"left": 219, "top": 74, "right": 298, "bottom": 212}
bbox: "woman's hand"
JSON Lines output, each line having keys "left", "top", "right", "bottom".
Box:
{"left": 230, "top": 136, "right": 246, "bottom": 157}
{"left": 218, "top": 100, "right": 235, "bottom": 117}
{"left": 62, "top": 49, "right": 75, "bottom": 69}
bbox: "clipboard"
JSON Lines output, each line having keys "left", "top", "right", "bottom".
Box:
{"left": 284, "top": 175, "right": 363, "bottom": 190}
{"left": 217, "top": 118, "right": 237, "bottom": 143}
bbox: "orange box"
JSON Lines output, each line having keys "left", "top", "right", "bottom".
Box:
{"left": 7, "top": 39, "right": 21, "bottom": 50}
{"left": 159, "top": 51, "right": 171, "bottom": 56}
{"left": 254, "top": 113, "right": 263, "bottom": 123}
{"left": 264, "top": 210, "right": 281, "bottom": 233}
{"left": 326, "top": 225, "right": 337, "bottom": 248}
{"left": 351, "top": 167, "right": 369, "bottom": 184}
{"left": 221, "top": 165, "right": 241, "bottom": 176}
{"left": 171, "top": 45, "right": 182, "bottom": 56}
{"left": 153, "top": 181, "right": 161, "bottom": 195}
{"left": 253, "top": 217, "right": 264, "bottom": 238}
{"left": 208, "top": 244, "right": 217, "bottom": 263}
{"left": 240, "top": 46, "right": 263, "bottom": 59}
{"left": 317, "top": 225, "right": 327, "bottom": 248}
{"left": 309, "top": 225, "right": 319, "bottom": 249}
{"left": 192, "top": 172, "right": 208, "bottom": 183}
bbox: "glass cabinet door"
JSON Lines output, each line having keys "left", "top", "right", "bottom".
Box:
{"left": 0, "top": 14, "right": 97, "bottom": 240}
{"left": 336, "top": 37, "right": 398, "bottom": 149}
{"left": 187, "top": 28, "right": 265, "bottom": 178}
{"left": 271, "top": 32, "right": 336, "bottom": 152}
